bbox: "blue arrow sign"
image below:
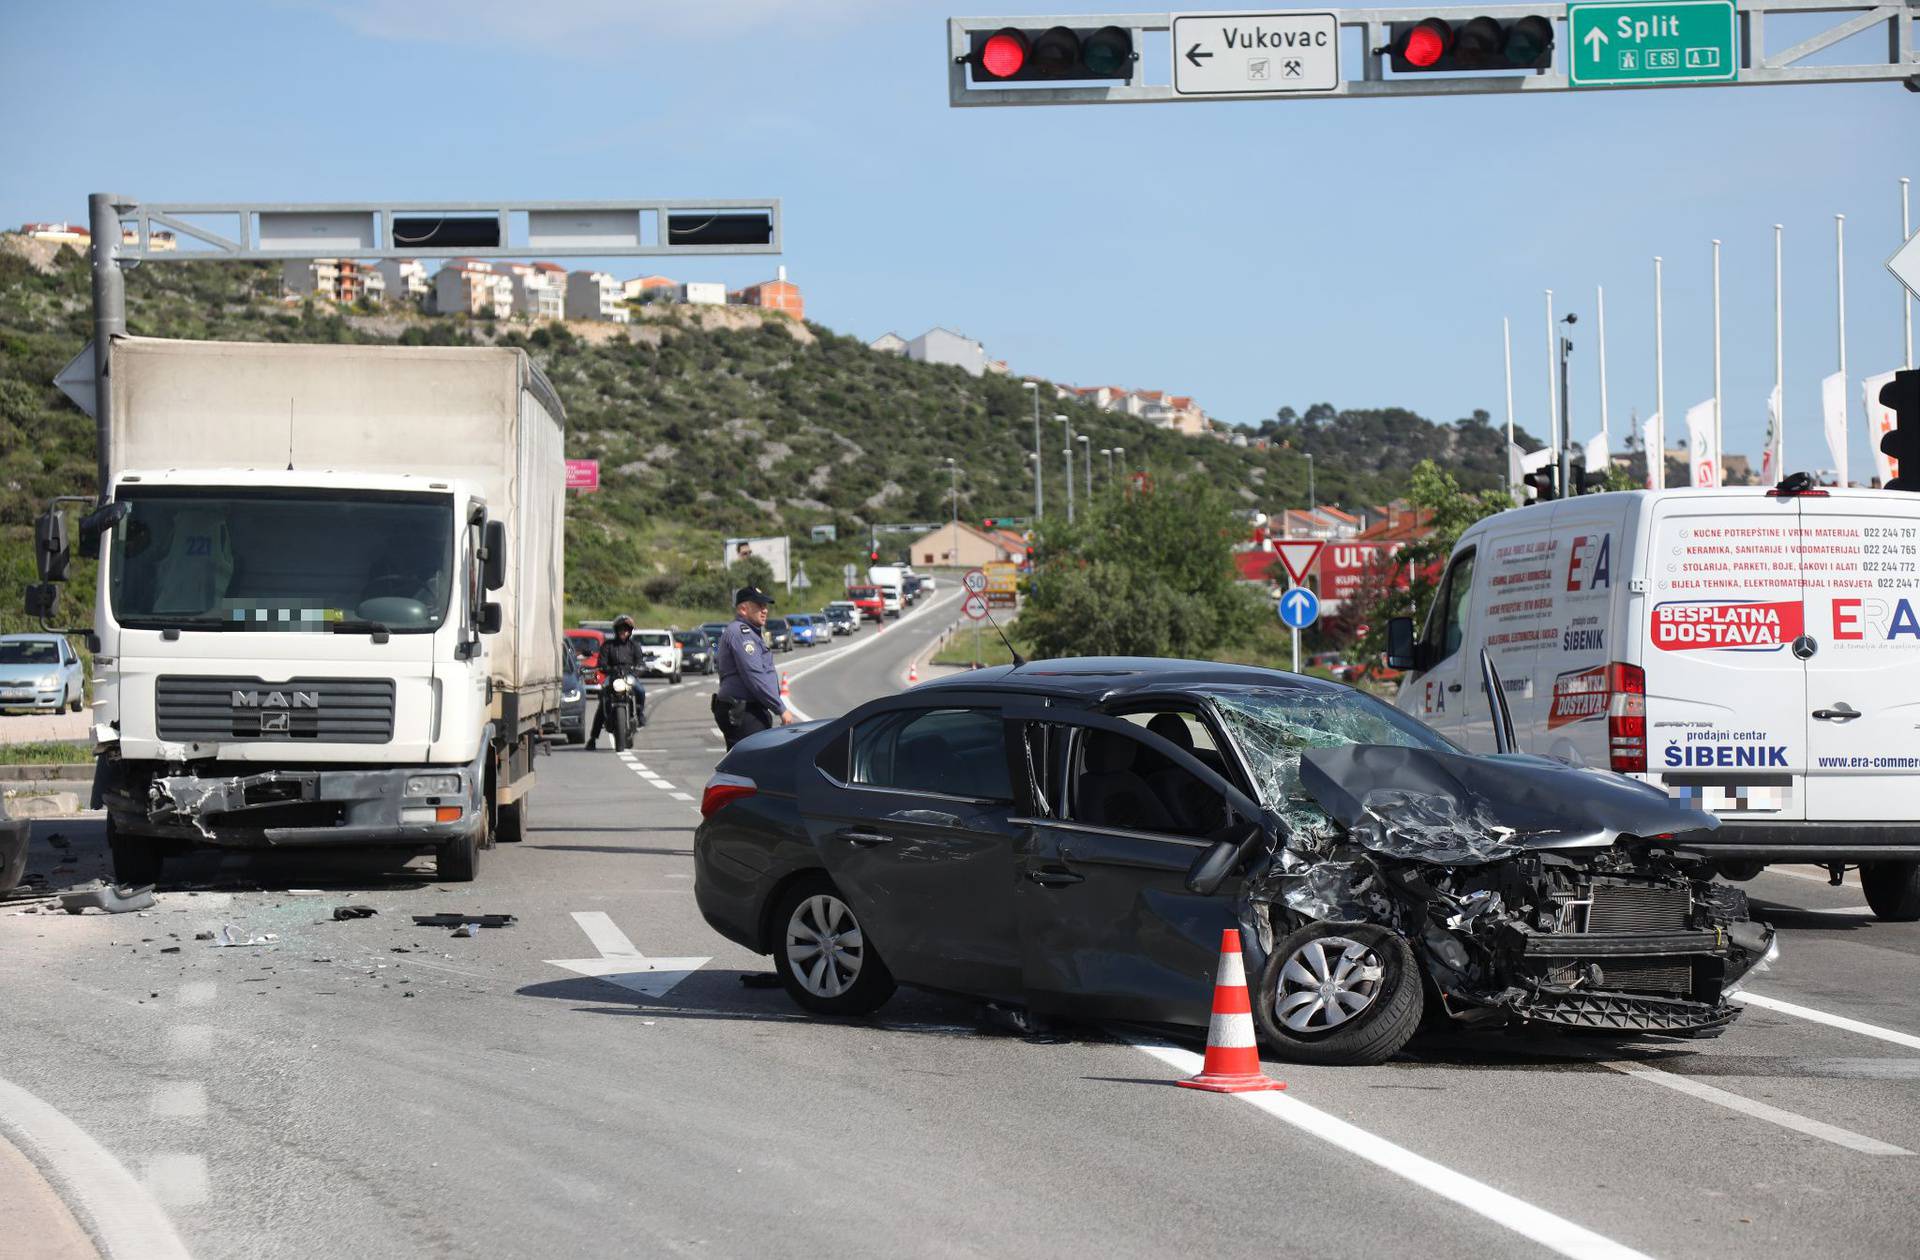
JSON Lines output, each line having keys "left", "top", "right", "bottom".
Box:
{"left": 1278, "top": 585, "right": 1319, "bottom": 629}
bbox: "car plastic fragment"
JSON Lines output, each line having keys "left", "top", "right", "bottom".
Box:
{"left": 207, "top": 924, "right": 278, "bottom": 947}
{"left": 412, "top": 913, "right": 515, "bottom": 928}
{"left": 332, "top": 905, "right": 377, "bottom": 921}
{"left": 56, "top": 880, "right": 156, "bottom": 914}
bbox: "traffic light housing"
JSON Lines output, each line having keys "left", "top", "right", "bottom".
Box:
{"left": 1388, "top": 16, "right": 1554, "bottom": 72}
{"left": 969, "top": 26, "right": 1135, "bottom": 83}
{"left": 1881, "top": 369, "right": 1920, "bottom": 492}
{"left": 1522, "top": 466, "right": 1558, "bottom": 503}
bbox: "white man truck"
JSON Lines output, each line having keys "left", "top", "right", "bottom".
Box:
{"left": 1388, "top": 485, "right": 1920, "bottom": 920}
{"left": 30, "top": 338, "right": 565, "bottom": 884}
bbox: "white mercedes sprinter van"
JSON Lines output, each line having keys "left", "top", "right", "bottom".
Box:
{"left": 1390, "top": 485, "right": 1920, "bottom": 921}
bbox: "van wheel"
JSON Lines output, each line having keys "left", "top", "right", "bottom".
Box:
{"left": 1253, "top": 922, "right": 1422, "bottom": 1066}
{"left": 1861, "top": 862, "right": 1920, "bottom": 922}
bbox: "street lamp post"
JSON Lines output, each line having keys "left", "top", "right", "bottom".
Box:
{"left": 945, "top": 456, "right": 958, "bottom": 529}
{"left": 1305, "top": 453, "right": 1315, "bottom": 520}
{"left": 1100, "top": 447, "right": 1112, "bottom": 481}
{"left": 1021, "top": 381, "right": 1043, "bottom": 520}
{"left": 1113, "top": 446, "right": 1125, "bottom": 490}
{"left": 1077, "top": 434, "right": 1092, "bottom": 499}
{"left": 1053, "top": 414, "right": 1074, "bottom": 523}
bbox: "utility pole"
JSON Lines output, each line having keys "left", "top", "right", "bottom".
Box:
{"left": 1306, "top": 452, "right": 1315, "bottom": 520}
{"left": 1022, "top": 381, "right": 1043, "bottom": 519}
{"left": 1558, "top": 313, "right": 1576, "bottom": 496}
{"left": 1053, "top": 414, "right": 1074, "bottom": 523}
{"left": 1653, "top": 257, "right": 1667, "bottom": 489}
{"left": 946, "top": 457, "right": 958, "bottom": 533}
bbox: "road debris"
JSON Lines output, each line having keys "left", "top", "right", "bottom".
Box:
{"left": 56, "top": 881, "right": 157, "bottom": 915}
{"left": 412, "top": 913, "right": 515, "bottom": 929}
{"left": 207, "top": 924, "right": 278, "bottom": 948}
{"left": 332, "top": 905, "right": 377, "bottom": 921}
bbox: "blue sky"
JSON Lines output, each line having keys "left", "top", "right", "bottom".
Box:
{"left": 3, "top": 1, "right": 1913, "bottom": 479}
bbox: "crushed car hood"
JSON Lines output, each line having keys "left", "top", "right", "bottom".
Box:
{"left": 1297, "top": 744, "right": 1719, "bottom": 865}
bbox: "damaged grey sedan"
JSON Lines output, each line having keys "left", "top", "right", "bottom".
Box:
{"left": 694, "top": 658, "right": 1776, "bottom": 1065}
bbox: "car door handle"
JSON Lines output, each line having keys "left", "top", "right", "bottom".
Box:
{"left": 1024, "top": 866, "right": 1085, "bottom": 887}
{"left": 1812, "top": 704, "right": 1861, "bottom": 722}
{"left": 835, "top": 829, "right": 894, "bottom": 847}
{"left": 1446, "top": 683, "right": 1462, "bottom": 693}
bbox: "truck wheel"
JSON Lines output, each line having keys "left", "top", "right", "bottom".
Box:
{"left": 496, "top": 795, "right": 530, "bottom": 844}
{"left": 1861, "top": 862, "right": 1920, "bottom": 922}
{"left": 436, "top": 830, "right": 479, "bottom": 882}
{"left": 1253, "top": 922, "right": 1423, "bottom": 1066}
{"left": 107, "top": 819, "right": 164, "bottom": 887}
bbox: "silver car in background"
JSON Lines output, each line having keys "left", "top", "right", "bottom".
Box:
{"left": 0, "top": 634, "right": 84, "bottom": 714}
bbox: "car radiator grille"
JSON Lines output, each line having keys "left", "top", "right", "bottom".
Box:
{"left": 1599, "top": 959, "right": 1694, "bottom": 994}
{"left": 1587, "top": 883, "right": 1691, "bottom": 934}
{"left": 155, "top": 676, "right": 396, "bottom": 744}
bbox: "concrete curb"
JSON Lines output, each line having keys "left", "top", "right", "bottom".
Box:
{"left": 0, "top": 1129, "right": 100, "bottom": 1259}
{"left": 0, "top": 764, "right": 94, "bottom": 781}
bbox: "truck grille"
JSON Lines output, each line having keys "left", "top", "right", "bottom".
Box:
{"left": 1588, "top": 883, "right": 1691, "bottom": 934}
{"left": 155, "top": 676, "right": 395, "bottom": 744}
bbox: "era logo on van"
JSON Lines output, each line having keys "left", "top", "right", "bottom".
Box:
{"left": 1565, "top": 534, "right": 1612, "bottom": 592}
{"left": 1832, "top": 597, "right": 1920, "bottom": 641}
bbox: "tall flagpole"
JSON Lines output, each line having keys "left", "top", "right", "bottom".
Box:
{"left": 1596, "top": 284, "right": 1611, "bottom": 454}
{"left": 1712, "top": 239, "right": 1723, "bottom": 486}
{"left": 1837, "top": 212, "right": 1848, "bottom": 399}
{"left": 1904, "top": 178, "right": 1914, "bottom": 370}
{"left": 1654, "top": 256, "right": 1666, "bottom": 489}
{"left": 1503, "top": 316, "right": 1516, "bottom": 489}
{"left": 1774, "top": 224, "right": 1785, "bottom": 475}
{"left": 1545, "top": 289, "right": 1559, "bottom": 487}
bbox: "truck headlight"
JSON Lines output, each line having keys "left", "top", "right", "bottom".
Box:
{"left": 406, "top": 774, "right": 462, "bottom": 797}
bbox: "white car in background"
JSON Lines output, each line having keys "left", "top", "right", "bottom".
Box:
{"left": 636, "top": 629, "right": 682, "bottom": 684}
{"left": 0, "top": 634, "right": 85, "bottom": 714}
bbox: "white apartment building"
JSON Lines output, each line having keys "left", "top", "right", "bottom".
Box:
{"left": 432, "top": 261, "right": 513, "bottom": 317}
{"left": 566, "top": 271, "right": 629, "bottom": 323}
{"left": 505, "top": 262, "right": 567, "bottom": 322}
{"left": 283, "top": 258, "right": 385, "bottom": 305}
{"left": 375, "top": 258, "right": 431, "bottom": 306}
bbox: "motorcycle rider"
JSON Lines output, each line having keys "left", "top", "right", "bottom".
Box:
{"left": 588, "top": 615, "right": 646, "bottom": 749}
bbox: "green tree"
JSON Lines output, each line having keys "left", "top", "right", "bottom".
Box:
{"left": 1021, "top": 479, "right": 1263, "bottom": 660}
{"left": 1350, "top": 460, "right": 1513, "bottom": 672}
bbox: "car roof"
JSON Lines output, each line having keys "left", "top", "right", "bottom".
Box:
{"left": 912, "top": 656, "right": 1347, "bottom": 702}
{"left": 0, "top": 633, "right": 62, "bottom": 643}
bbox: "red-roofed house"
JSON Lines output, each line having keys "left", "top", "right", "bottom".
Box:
{"left": 729, "top": 265, "right": 804, "bottom": 320}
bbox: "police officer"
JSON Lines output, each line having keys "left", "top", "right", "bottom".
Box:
{"left": 712, "top": 586, "right": 794, "bottom": 748}
{"left": 588, "top": 615, "right": 646, "bottom": 749}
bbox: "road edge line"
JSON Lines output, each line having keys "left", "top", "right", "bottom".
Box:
{"left": 1130, "top": 1043, "right": 1656, "bottom": 1260}
{"left": 0, "top": 1074, "right": 195, "bottom": 1260}
{"left": 1600, "top": 1061, "right": 1910, "bottom": 1155}
{"left": 1732, "top": 991, "right": 1920, "bottom": 1051}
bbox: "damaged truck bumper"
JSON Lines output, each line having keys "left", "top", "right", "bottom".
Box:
{"left": 105, "top": 759, "right": 486, "bottom": 849}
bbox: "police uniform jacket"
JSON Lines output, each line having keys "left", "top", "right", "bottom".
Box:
{"left": 714, "top": 617, "right": 782, "bottom": 713}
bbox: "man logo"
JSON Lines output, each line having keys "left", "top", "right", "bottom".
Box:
{"left": 260, "top": 712, "right": 290, "bottom": 733}
{"left": 231, "top": 690, "right": 319, "bottom": 709}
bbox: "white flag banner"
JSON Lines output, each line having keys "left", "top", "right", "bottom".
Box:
{"left": 1685, "top": 400, "right": 1718, "bottom": 488}
{"left": 1507, "top": 441, "right": 1525, "bottom": 489}
{"left": 1762, "top": 385, "right": 1781, "bottom": 484}
{"left": 1584, "top": 431, "right": 1610, "bottom": 479}
{"left": 1864, "top": 370, "right": 1899, "bottom": 486}
{"left": 1821, "top": 371, "right": 1849, "bottom": 488}
{"left": 1642, "top": 412, "right": 1662, "bottom": 488}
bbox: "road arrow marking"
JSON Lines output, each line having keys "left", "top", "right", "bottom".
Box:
{"left": 545, "top": 910, "right": 710, "bottom": 999}
{"left": 1583, "top": 27, "right": 1609, "bottom": 60}
{"left": 1185, "top": 42, "right": 1213, "bottom": 68}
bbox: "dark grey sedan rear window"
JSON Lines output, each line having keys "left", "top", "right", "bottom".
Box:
{"left": 851, "top": 708, "right": 1011, "bottom": 802}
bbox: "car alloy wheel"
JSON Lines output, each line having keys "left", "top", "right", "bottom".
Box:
{"left": 1274, "top": 934, "right": 1384, "bottom": 1033}
{"left": 786, "top": 893, "right": 865, "bottom": 999}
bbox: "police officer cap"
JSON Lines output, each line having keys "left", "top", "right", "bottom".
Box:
{"left": 734, "top": 586, "right": 774, "bottom": 607}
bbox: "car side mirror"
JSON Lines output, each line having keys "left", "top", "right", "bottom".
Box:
{"left": 1385, "top": 616, "right": 1419, "bottom": 672}
{"left": 478, "top": 601, "right": 504, "bottom": 635}
{"left": 33, "top": 509, "right": 70, "bottom": 582}
{"left": 24, "top": 582, "right": 59, "bottom": 621}
{"left": 1185, "top": 822, "right": 1260, "bottom": 896}
{"left": 482, "top": 520, "right": 508, "bottom": 592}
{"left": 76, "top": 501, "right": 130, "bottom": 561}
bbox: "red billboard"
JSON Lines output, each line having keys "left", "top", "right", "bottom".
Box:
{"left": 565, "top": 459, "right": 600, "bottom": 492}
{"left": 1320, "top": 541, "right": 1410, "bottom": 602}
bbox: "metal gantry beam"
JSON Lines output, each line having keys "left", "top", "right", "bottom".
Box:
{"left": 947, "top": 2, "right": 1919, "bottom": 105}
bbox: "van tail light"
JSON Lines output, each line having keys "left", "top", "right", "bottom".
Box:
{"left": 700, "top": 774, "right": 756, "bottom": 818}
{"left": 1607, "top": 661, "right": 1647, "bottom": 773}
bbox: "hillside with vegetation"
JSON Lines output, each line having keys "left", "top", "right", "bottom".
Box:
{"left": 0, "top": 236, "right": 1522, "bottom": 629}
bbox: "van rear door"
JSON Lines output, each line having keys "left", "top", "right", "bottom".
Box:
{"left": 1642, "top": 492, "right": 1808, "bottom": 822}
{"left": 1795, "top": 490, "right": 1920, "bottom": 822}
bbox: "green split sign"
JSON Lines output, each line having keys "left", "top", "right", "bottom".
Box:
{"left": 1567, "top": 0, "right": 1739, "bottom": 86}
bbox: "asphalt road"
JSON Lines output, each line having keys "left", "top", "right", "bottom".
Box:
{"left": 3, "top": 588, "right": 1918, "bottom": 1260}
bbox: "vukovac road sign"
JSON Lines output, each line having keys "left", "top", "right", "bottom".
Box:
{"left": 1274, "top": 539, "right": 1324, "bottom": 586}
{"left": 1568, "top": 1, "right": 1738, "bottom": 87}
{"left": 1170, "top": 11, "right": 1340, "bottom": 96}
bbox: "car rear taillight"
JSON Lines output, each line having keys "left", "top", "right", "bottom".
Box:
{"left": 1607, "top": 661, "right": 1646, "bottom": 773}
{"left": 700, "top": 774, "right": 756, "bottom": 818}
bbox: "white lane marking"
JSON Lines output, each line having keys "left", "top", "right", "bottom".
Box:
{"left": 1132, "top": 1043, "right": 1653, "bottom": 1260}
{"left": 149, "top": 1082, "right": 207, "bottom": 1120}
{"left": 166, "top": 1026, "right": 213, "bottom": 1056}
{"left": 1600, "top": 1061, "right": 1911, "bottom": 1155}
{"left": 1733, "top": 991, "right": 1920, "bottom": 1051}
{"left": 0, "top": 1075, "right": 196, "bottom": 1260}
{"left": 570, "top": 910, "right": 643, "bottom": 959}
{"left": 143, "top": 1153, "right": 209, "bottom": 1207}
{"left": 647, "top": 779, "right": 674, "bottom": 791}
{"left": 177, "top": 982, "right": 217, "bottom": 1007}
{"left": 669, "top": 792, "right": 695, "bottom": 802}
{"left": 779, "top": 587, "right": 964, "bottom": 722}
{"left": 616, "top": 751, "right": 637, "bottom": 762}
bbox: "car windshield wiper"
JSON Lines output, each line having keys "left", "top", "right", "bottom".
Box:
{"left": 126, "top": 616, "right": 232, "bottom": 632}
{"left": 329, "top": 619, "right": 393, "bottom": 643}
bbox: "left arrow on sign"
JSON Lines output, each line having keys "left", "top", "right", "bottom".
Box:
{"left": 1185, "top": 42, "right": 1214, "bottom": 68}
{"left": 545, "top": 910, "right": 710, "bottom": 999}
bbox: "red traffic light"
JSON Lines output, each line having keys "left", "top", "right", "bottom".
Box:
{"left": 980, "top": 29, "right": 1028, "bottom": 79}
{"left": 1402, "top": 18, "right": 1451, "bottom": 68}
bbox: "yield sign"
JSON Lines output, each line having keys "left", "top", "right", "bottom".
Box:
{"left": 1274, "top": 539, "right": 1324, "bottom": 586}
{"left": 1889, "top": 229, "right": 1920, "bottom": 303}
{"left": 545, "top": 911, "right": 709, "bottom": 999}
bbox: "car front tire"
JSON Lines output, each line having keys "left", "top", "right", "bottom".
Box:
{"left": 1253, "top": 922, "right": 1423, "bottom": 1066}
{"left": 1862, "top": 861, "right": 1920, "bottom": 922}
{"left": 771, "top": 875, "right": 896, "bottom": 1017}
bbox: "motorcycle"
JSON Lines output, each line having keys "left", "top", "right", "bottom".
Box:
{"left": 603, "top": 669, "right": 646, "bottom": 751}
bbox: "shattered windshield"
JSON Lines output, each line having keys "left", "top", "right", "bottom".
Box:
{"left": 1206, "top": 684, "right": 1456, "bottom": 813}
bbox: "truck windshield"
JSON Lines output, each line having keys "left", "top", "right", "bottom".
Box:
{"left": 110, "top": 487, "right": 455, "bottom": 633}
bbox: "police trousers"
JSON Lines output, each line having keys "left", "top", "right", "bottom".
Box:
{"left": 712, "top": 696, "right": 773, "bottom": 749}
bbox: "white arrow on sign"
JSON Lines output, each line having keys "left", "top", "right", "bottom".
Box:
{"left": 545, "top": 911, "right": 709, "bottom": 999}
{"left": 1283, "top": 588, "right": 1316, "bottom": 623}
{"left": 1583, "top": 26, "right": 1609, "bottom": 61}
{"left": 1890, "top": 229, "right": 1920, "bottom": 303}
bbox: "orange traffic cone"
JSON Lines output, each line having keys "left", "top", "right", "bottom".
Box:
{"left": 907, "top": 663, "right": 919, "bottom": 685}
{"left": 1177, "top": 929, "right": 1285, "bottom": 1094}
{"left": 779, "top": 672, "right": 791, "bottom": 699}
